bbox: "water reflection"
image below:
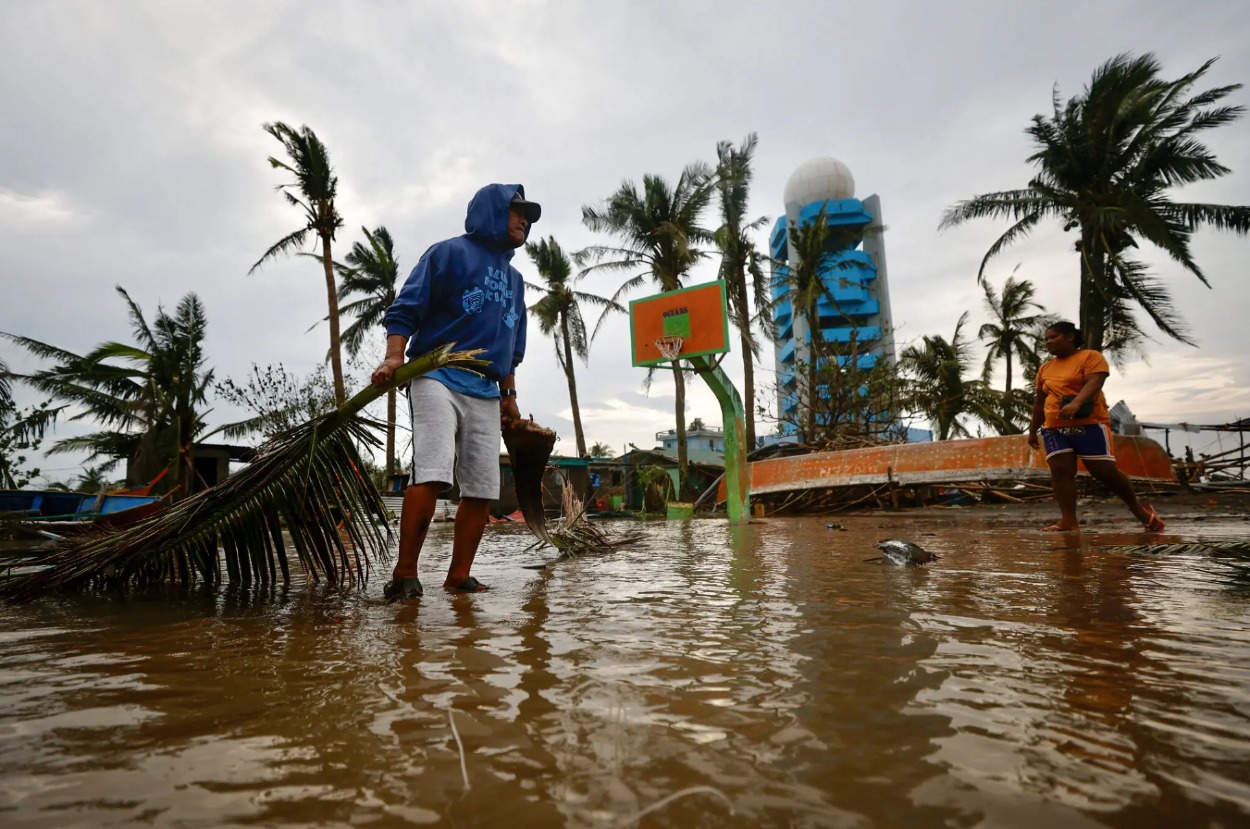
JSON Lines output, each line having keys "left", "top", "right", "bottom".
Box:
{"left": 1, "top": 516, "right": 1248, "bottom": 827}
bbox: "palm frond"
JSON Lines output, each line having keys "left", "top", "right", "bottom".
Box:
{"left": 1095, "top": 540, "right": 1250, "bottom": 558}
{"left": 2, "top": 346, "right": 487, "bottom": 602}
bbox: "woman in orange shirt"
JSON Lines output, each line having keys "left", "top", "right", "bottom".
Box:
{"left": 1027, "top": 321, "right": 1164, "bottom": 533}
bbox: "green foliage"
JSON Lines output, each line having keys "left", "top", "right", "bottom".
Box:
{"left": 900, "top": 313, "right": 1024, "bottom": 439}
{"left": 762, "top": 334, "right": 910, "bottom": 449}
{"left": 941, "top": 52, "right": 1250, "bottom": 357}
{"left": 0, "top": 402, "right": 58, "bottom": 489}
{"left": 335, "top": 225, "right": 399, "bottom": 359}
{"left": 978, "top": 268, "right": 1050, "bottom": 395}
{"left": 215, "top": 364, "right": 336, "bottom": 440}
{"left": 588, "top": 441, "right": 613, "bottom": 457}
{"left": 1, "top": 288, "right": 212, "bottom": 495}
{"left": 635, "top": 464, "right": 674, "bottom": 513}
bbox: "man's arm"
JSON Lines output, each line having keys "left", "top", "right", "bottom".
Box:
{"left": 371, "top": 334, "right": 409, "bottom": 388}
{"left": 499, "top": 372, "right": 520, "bottom": 426}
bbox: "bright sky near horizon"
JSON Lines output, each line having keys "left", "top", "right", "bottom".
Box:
{"left": 2, "top": 0, "right": 1248, "bottom": 479}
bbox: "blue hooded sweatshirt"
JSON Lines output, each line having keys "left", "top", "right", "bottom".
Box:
{"left": 384, "top": 183, "right": 531, "bottom": 398}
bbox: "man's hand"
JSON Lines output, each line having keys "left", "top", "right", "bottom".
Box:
{"left": 1027, "top": 430, "right": 1040, "bottom": 451}
{"left": 371, "top": 355, "right": 405, "bottom": 388}
{"left": 500, "top": 395, "right": 521, "bottom": 428}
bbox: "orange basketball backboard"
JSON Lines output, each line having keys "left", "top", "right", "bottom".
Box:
{"left": 629, "top": 281, "right": 731, "bottom": 367}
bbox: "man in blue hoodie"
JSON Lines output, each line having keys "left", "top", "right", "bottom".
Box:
{"left": 371, "top": 183, "right": 539, "bottom": 600}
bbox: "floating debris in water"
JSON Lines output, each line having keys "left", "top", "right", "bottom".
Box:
{"left": 867, "top": 539, "right": 938, "bottom": 566}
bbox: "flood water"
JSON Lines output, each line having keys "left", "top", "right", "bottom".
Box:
{"left": 2, "top": 514, "right": 1249, "bottom": 828}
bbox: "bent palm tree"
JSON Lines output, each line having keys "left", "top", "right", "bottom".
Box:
{"left": 525, "top": 236, "right": 619, "bottom": 458}
{"left": 2, "top": 287, "right": 213, "bottom": 496}
{"left": 714, "top": 134, "right": 773, "bottom": 450}
{"left": 251, "top": 122, "right": 348, "bottom": 404}
{"left": 978, "top": 269, "right": 1048, "bottom": 397}
{"left": 941, "top": 53, "right": 1250, "bottom": 356}
{"left": 336, "top": 225, "right": 401, "bottom": 475}
{"left": 579, "top": 163, "right": 715, "bottom": 491}
{"left": 1, "top": 346, "right": 487, "bottom": 602}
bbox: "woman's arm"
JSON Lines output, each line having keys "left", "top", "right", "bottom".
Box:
{"left": 1027, "top": 389, "right": 1046, "bottom": 449}
{"left": 1060, "top": 372, "right": 1108, "bottom": 419}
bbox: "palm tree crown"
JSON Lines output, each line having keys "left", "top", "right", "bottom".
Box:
{"left": 335, "top": 225, "right": 401, "bottom": 475}
{"left": 940, "top": 52, "right": 1250, "bottom": 357}
{"left": 579, "top": 163, "right": 715, "bottom": 490}
{"left": 978, "top": 269, "right": 1048, "bottom": 396}
{"left": 250, "top": 121, "right": 348, "bottom": 404}
{"left": 525, "top": 236, "right": 619, "bottom": 458}
{"left": 2, "top": 287, "right": 214, "bottom": 495}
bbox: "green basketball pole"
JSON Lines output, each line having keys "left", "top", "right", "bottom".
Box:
{"left": 687, "top": 355, "right": 751, "bottom": 523}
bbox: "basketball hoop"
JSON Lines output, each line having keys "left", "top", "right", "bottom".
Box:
{"left": 654, "top": 334, "right": 684, "bottom": 363}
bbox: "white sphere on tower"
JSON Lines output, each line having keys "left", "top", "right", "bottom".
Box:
{"left": 783, "top": 157, "right": 856, "bottom": 214}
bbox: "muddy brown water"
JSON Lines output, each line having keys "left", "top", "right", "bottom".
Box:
{"left": 2, "top": 513, "right": 1249, "bottom": 828}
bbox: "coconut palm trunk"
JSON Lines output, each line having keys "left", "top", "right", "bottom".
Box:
{"left": 1080, "top": 235, "right": 1107, "bottom": 351}
{"left": 321, "top": 235, "right": 346, "bottom": 404}
{"left": 559, "top": 315, "right": 587, "bottom": 457}
{"left": 732, "top": 277, "right": 757, "bottom": 450}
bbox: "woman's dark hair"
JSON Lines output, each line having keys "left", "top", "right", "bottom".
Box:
{"left": 1048, "top": 320, "right": 1084, "bottom": 348}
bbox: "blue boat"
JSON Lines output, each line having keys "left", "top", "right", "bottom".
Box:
{"left": 1, "top": 490, "right": 166, "bottom": 535}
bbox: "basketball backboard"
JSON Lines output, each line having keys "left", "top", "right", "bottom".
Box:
{"left": 628, "top": 280, "right": 731, "bottom": 367}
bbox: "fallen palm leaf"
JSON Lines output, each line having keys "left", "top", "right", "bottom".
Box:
{"left": 1, "top": 345, "right": 487, "bottom": 602}
{"left": 520, "top": 477, "right": 642, "bottom": 568}
{"left": 1094, "top": 540, "right": 1250, "bottom": 558}
{"left": 502, "top": 419, "right": 558, "bottom": 546}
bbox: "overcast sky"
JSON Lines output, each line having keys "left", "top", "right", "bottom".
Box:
{"left": 2, "top": 0, "right": 1248, "bottom": 480}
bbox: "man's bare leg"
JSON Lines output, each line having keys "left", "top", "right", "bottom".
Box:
{"left": 445, "top": 496, "right": 491, "bottom": 591}
{"left": 1044, "top": 452, "right": 1081, "bottom": 531}
{"left": 385, "top": 482, "right": 442, "bottom": 601}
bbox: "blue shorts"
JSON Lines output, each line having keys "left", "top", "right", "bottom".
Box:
{"left": 1041, "top": 424, "right": 1115, "bottom": 461}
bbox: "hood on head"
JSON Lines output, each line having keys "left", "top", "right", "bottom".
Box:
{"left": 463, "top": 183, "right": 536, "bottom": 244}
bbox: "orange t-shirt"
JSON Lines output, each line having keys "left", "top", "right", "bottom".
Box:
{"left": 1036, "top": 350, "right": 1111, "bottom": 428}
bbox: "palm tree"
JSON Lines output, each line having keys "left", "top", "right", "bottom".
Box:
{"left": 579, "top": 163, "right": 715, "bottom": 492}
{"left": 588, "top": 441, "right": 613, "bottom": 457}
{"left": 940, "top": 53, "right": 1250, "bottom": 357}
{"left": 978, "top": 269, "right": 1048, "bottom": 397}
{"left": 2, "top": 287, "right": 214, "bottom": 496}
{"left": 525, "top": 236, "right": 619, "bottom": 458}
{"left": 335, "top": 225, "right": 401, "bottom": 476}
{"left": 771, "top": 204, "right": 870, "bottom": 442}
{"left": 900, "top": 313, "right": 1011, "bottom": 440}
{"left": 250, "top": 122, "right": 347, "bottom": 404}
{"left": 713, "top": 133, "right": 773, "bottom": 451}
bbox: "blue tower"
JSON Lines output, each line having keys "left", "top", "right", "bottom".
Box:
{"left": 769, "top": 157, "right": 896, "bottom": 432}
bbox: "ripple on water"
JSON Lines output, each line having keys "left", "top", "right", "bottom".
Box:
{"left": 0, "top": 515, "right": 1248, "bottom": 826}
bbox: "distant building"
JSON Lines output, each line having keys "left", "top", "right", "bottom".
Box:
{"left": 654, "top": 424, "right": 724, "bottom": 463}
{"left": 769, "top": 157, "right": 896, "bottom": 432}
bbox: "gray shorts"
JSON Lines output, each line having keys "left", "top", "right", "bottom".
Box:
{"left": 407, "top": 378, "right": 501, "bottom": 500}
